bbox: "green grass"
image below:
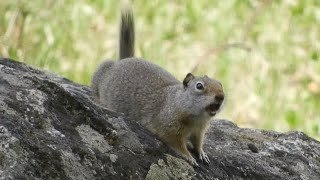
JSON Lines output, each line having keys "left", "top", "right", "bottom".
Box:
{"left": 1, "top": 0, "right": 319, "bottom": 140}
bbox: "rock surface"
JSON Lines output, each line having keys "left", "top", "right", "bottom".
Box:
{"left": 0, "top": 58, "right": 320, "bottom": 180}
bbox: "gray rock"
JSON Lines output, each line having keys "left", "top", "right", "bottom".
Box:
{"left": 0, "top": 58, "right": 319, "bottom": 180}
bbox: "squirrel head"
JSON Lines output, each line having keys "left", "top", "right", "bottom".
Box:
{"left": 182, "top": 73, "right": 225, "bottom": 118}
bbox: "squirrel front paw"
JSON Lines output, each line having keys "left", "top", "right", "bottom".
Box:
{"left": 180, "top": 153, "right": 199, "bottom": 167}
{"left": 186, "top": 155, "right": 199, "bottom": 167}
{"left": 199, "top": 149, "right": 210, "bottom": 164}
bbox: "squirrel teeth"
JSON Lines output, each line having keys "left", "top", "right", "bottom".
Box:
{"left": 210, "top": 111, "right": 217, "bottom": 116}
{"left": 206, "top": 103, "right": 221, "bottom": 116}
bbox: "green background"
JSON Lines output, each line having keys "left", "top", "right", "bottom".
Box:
{"left": 1, "top": 0, "right": 319, "bottom": 140}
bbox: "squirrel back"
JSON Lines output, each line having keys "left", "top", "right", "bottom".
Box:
{"left": 91, "top": 9, "right": 225, "bottom": 166}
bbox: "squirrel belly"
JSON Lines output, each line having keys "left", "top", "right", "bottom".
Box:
{"left": 91, "top": 8, "right": 225, "bottom": 166}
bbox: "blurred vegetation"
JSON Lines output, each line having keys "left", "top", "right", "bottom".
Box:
{"left": 1, "top": 0, "right": 319, "bottom": 140}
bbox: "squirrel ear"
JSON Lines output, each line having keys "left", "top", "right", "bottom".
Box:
{"left": 183, "top": 73, "right": 195, "bottom": 87}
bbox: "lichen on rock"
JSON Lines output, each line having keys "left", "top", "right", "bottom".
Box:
{"left": 146, "top": 154, "right": 195, "bottom": 180}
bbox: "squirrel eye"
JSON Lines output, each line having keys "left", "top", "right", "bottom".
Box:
{"left": 196, "top": 82, "right": 204, "bottom": 90}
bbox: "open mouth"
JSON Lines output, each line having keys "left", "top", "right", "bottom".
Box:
{"left": 205, "top": 103, "right": 221, "bottom": 116}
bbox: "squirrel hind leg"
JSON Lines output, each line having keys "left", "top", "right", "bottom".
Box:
{"left": 91, "top": 60, "right": 114, "bottom": 101}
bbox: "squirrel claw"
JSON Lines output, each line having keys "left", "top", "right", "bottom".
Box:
{"left": 199, "top": 151, "right": 210, "bottom": 164}
{"left": 186, "top": 156, "right": 199, "bottom": 167}
{"left": 191, "top": 158, "right": 199, "bottom": 167}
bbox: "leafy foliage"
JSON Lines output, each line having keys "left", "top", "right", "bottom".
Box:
{"left": 1, "top": 0, "right": 319, "bottom": 140}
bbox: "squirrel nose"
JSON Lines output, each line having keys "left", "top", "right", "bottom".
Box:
{"left": 215, "top": 94, "right": 224, "bottom": 103}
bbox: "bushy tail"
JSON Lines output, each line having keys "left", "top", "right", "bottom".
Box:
{"left": 119, "top": 9, "right": 135, "bottom": 59}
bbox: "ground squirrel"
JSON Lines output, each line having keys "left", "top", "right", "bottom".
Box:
{"left": 92, "top": 9, "right": 225, "bottom": 166}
